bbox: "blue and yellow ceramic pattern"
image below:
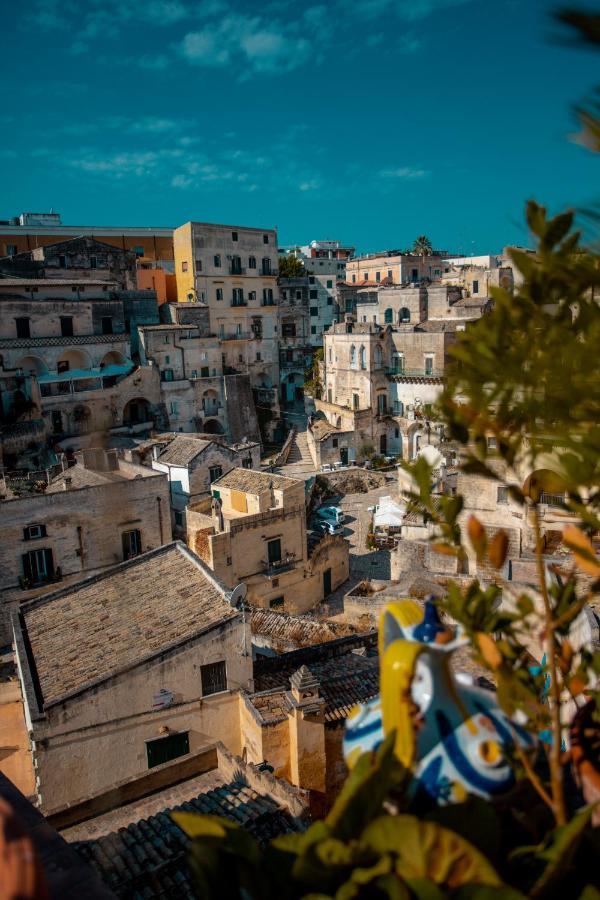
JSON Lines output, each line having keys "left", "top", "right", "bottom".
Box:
{"left": 343, "top": 598, "right": 535, "bottom": 805}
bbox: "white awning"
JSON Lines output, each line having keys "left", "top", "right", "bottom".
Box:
{"left": 37, "top": 363, "right": 133, "bottom": 384}
{"left": 374, "top": 495, "right": 406, "bottom": 528}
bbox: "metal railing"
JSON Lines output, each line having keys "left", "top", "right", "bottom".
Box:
{"left": 540, "top": 492, "right": 567, "bottom": 508}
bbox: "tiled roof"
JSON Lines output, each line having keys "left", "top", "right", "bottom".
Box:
{"left": 157, "top": 436, "right": 212, "bottom": 466}
{"left": 254, "top": 648, "right": 379, "bottom": 724}
{"left": 72, "top": 780, "right": 301, "bottom": 898}
{"left": 47, "top": 460, "right": 158, "bottom": 492}
{"left": 21, "top": 542, "right": 236, "bottom": 706}
{"left": 251, "top": 609, "right": 357, "bottom": 647}
{"left": 213, "top": 467, "right": 298, "bottom": 493}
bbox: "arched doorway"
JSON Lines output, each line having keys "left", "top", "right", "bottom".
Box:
{"left": 70, "top": 404, "right": 92, "bottom": 433}
{"left": 57, "top": 348, "right": 92, "bottom": 374}
{"left": 100, "top": 350, "right": 128, "bottom": 367}
{"left": 203, "top": 418, "right": 225, "bottom": 435}
{"left": 202, "top": 389, "right": 220, "bottom": 416}
{"left": 123, "top": 397, "right": 152, "bottom": 426}
{"left": 280, "top": 371, "right": 304, "bottom": 405}
{"left": 17, "top": 355, "right": 48, "bottom": 376}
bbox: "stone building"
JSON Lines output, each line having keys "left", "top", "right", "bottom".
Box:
{"left": 151, "top": 434, "right": 261, "bottom": 530}
{"left": 0, "top": 448, "right": 171, "bottom": 642}
{"left": 346, "top": 248, "right": 447, "bottom": 287}
{"left": 281, "top": 240, "right": 354, "bottom": 347}
{"left": 0, "top": 270, "right": 164, "bottom": 442}
{"left": 13, "top": 541, "right": 253, "bottom": 812}
{"left": 278, "top": 276, "right": 312, "bottom": 407}
{"left": 173, "top": 221, "right": 281, "bottom": 427}
{"left": 186, "top": 467, "right": 349, "bottom": 613}
{"left": 0, "top": 210, "right": 176, "bottom": 302}
{"left": 0, "top": 236, "right": 138, "bottom": 290}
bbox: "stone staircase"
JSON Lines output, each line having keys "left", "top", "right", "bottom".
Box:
{"left": 275, "top": 429, "right": 316, "bottom": 480}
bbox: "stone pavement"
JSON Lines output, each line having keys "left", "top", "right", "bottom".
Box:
{"left": 317, "top": 479, "right": 397, "bottom": 617}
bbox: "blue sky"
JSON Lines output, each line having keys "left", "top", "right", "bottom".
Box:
{"left": 3, "top": 0, "right": 598, "bottom": 252}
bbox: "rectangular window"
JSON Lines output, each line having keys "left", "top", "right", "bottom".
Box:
{"left": 6, "top": 244, "right": 17, "bottom": 256}
{"left": 196, "top": 258, "right": 203, "bottom": 271}
{"left": 309, "top": 276, "right": 315, "bottom": 284}
{"left": 201, "top": 660, "right": 227, "bottom": 696}
{"left": 364, "top": 273, "right": 369, "bottom": 281}
{"left": 270, "top": 596, "right": 284, "bottom": 609}
{"left": 311, "top": 325, "right": 317, "bottom": 334}
{"left": 146, "top": 732, "right": 189, "bottom": 769}
{"left": 327, "top": 280, "right": 333, "bottom": 288}
{"left": 58, "top": 254, "right": 67, "bottom": 268}
{"left": 497, "top": 486, "right": 509, "bottom": 504}
{"left": 191, "top": 369, "right": 198, "bottom": 378}
{"left": 352, "top": 274, "right": 356, "bottom": 283}
{"left": 216, "top": 288, "right": 223, "bottom": 301}
{"left": 388, "top": 270, "right": 392, "bottom": 280}
{"left": 256, "top": 352, "right": 261, "bottom": 361}
{"left": 332, "top": 437, "right": 338, "bottom": 448}
{"left": 487, "top": 436, "right": 498, "bottom": 449}
{"left": 310, "top": 306, "right": 318, "bottom": 316}
{"left": 267, "top": 538, "right": 281, "bottom": 565}
{"left": 219, "top": 325, "right": 225, "bottom": 338}
{"left": 261, "top": 257, "right": 271, "bottom": 275}
{"left": 170, "top": 400, "right": 178, "bottom": 416}
{"left": 263, "top": 234, "right": 269, "bottom": 244}
{"left": 174, "top": 510, "right": 184, "bottom": 526}
{"left": 472, "top": 280, "right": 479, "bottom": 294}
{"left": 248, "top": 256, "right": 256, "bottom": 269}
{"left": 23, "top": 524, "right": 47, "bottom": 541}
{"left": 15, "top": 317, "right": 30, "bottom": 339}
{"left": 182, "top": 261, "right": 188, "bottom": 272}
{"left": 309, "top": 290, "right": 318, "bottom": 299}
{"left": 134, "top": 245, "right": 144, "bottom": 257}
{"left": 209, "top": 465, "right": 222, "bottom": 483}
{"left": 249, "top": 290, "right": 256, "bottom": 301}
{"left": 242, "top": 457, "right": 252, "bottom": 469}
{"left": 214, "top": 254, "right": 221, "bottom": 267}
{"left": 122, "top": 529, "right": 142, "bottom": 560}
{"left": 375, "top": 271, "right": 380, "bottom": 282}
{"left": 22, "top": 548, "right": 54, "bottom": 585}
{"left": 231, "top": 231, "right": 238, "bottom": 241}
{"left": 162, "top": 368, "right": 174, "bottom": 382}
{"left": 425, "top": 356, "right": 434, "bottom": 375}
{"left": 60, "top": 316, "right": 74, "bottom": 337}
{"left": 353, "top": 393, "right": 359, "bottom": 410}
{"left": 101, "top": 316, "right": 113, "bottom": 335}
{"left": 90, "top": 255, "right": 97, "bottom": 269}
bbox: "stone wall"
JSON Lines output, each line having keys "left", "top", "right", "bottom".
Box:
{"left": 0, "top": 463, "right": 171, "bottom": 642}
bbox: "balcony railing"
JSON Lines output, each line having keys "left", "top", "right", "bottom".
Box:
{"left": 261, "top": 299, "right": 277, "bottom": 307}
{"left": 260, "top": 552, "right": 297, "bottom": 576}
{"left": 540, "top": 492, "right": 567, "bottom": 508}
{"left": 0, "top": 333, "right": 129, "bottom": 349}
{"left": 386, "top": 367, "right": 443, "bottom": 379}
{"left": 230, "top": 299, "right": 248, "bottom": 307}
{"left": 230, "top": 265, "right": 245, "bottom": 275}
{"left": 219, "top": 331, "right": 251, "bottom": 341}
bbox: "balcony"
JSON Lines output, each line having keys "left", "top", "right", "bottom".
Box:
{"left": 261, "top": 268, "right": 277, "bottom": 277}
{"left": 386, "top": 367, "right": 443, "bottom": 380}
{"left": 0, "top": 333, "right": 129, "bottom": 350}
{"left": 260, "top": 551, "right": 297, "bottom": 576}
{"left": 219, "top": 331, "right": 251, "bottom": 341}
{"left": 230, "top": 299, "right": 248, "bottom": 307}
{"left": 261, "top": 299, "right": 277, "bottom": 307}
{"left": 230, "top": 265, "right": 245, "bottom": 276}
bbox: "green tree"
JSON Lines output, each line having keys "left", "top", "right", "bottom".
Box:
{"left": 279, "top": 255, "right": 306, "bottom": 277}
{"left": 411, "top": 235, "right": 433, "bottom": 255}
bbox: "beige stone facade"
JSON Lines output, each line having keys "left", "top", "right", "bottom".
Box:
{"left": 173, "top": 221, "right": 281, "bottom": 423}
{"left": 0, "top": 449, "right": 171, "bottom": 642}
{"left": 186, "top": 467, "right": 349, "bottom": 613}
{"left": 14, "top": 542, "right": 253, "bottom": 812}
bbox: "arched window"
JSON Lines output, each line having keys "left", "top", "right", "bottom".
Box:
{"left": 359, "top": 345, "right": 366, "bottom": 369}
{"left": 399, "top": 307, "right": 410, "bottom": 323}
{"left": 384, "top": 308, "right": 393, "bottom": 324}
{"left": 350, "top": 345, "right": 356, "bottom": 368}
{"left": 374, "top": 345, "right": 383, "bottom": 367}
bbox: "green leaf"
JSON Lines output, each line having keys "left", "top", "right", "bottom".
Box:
{"left": 325, "top": 732, "right": 408, "bottom": 841}
{"left": 514, "top": 804, "right": 598, "bottom": 897}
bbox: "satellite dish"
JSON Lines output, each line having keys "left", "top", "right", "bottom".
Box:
{"left": 229, "top": 583, "right": 247, "bottom": 607}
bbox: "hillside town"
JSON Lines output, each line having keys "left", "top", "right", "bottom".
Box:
{"left": 0, "top": 206, "right": 596, "bottom": 897}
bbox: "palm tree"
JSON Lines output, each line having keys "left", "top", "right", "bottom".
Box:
{"left": 412, "top": 235, "right": 433, "bottom": 256}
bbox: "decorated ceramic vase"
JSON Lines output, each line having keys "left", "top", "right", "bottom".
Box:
{"left": 343, "top": 599, "right": 535, "bottom": 805}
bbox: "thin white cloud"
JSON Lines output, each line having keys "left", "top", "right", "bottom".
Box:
{"left": 379, "top": 166, "right": 430, "bottom": 179}
{"left": 26, "top": 0, "right": 473, "bottom": 77}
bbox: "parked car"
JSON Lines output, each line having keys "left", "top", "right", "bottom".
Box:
{"left": 312, "top": 520, "right": 344, "bottom": 537}
{"left": 315, "top": 505, "right": 345, "bottom": 525}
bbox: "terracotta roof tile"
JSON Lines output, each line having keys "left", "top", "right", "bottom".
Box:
{"left": 21, "top": 542, "right": 236, "bottom": 705}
